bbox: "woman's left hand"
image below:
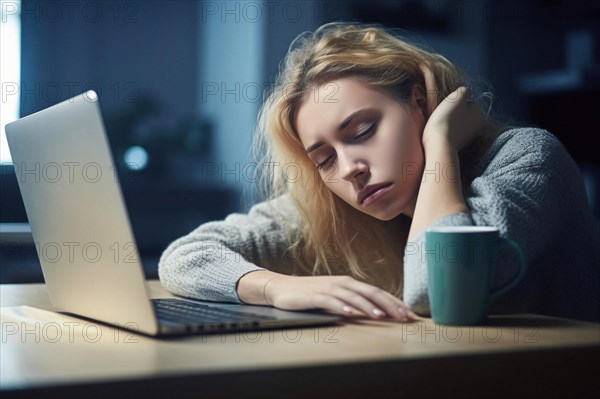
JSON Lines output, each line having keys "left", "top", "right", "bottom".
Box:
{"left": 419, "top": 63, "right": 487, "bottom": 152}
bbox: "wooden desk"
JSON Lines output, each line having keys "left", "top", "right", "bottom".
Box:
{"left": 1, "top": 280, "right": 599, "bottom": 398}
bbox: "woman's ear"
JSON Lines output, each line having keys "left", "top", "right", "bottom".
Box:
{"left": 412, "top": 84, "right": 428, "bottom": 119}
{"left": 418, "top": 63, "right": 438, "bottom": 118}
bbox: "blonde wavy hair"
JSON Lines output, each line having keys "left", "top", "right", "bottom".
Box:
{"left": 252, "top": 22, "right": 501, "bottom": 298}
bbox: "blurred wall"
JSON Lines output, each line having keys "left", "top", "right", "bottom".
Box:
{"left": 20, "top": 0, "right": 198, "bottom": 128}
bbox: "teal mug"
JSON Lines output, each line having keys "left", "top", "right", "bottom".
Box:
{"left": 425, "top": 226, "right": 527, "bottom": 325}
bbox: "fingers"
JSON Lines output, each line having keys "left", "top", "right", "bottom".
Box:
{"left": 330, "top": 287, "right": 399, "bottom": 320}
{"left": 337, "top": 279, "right": 417, "bottom": 322}
{"left": 313, "top": 294, "right": 364, "bottom": 318}
{"left": 442, "top": 86, "right": 469, "bottom": 105}
{"left": 271, "top": 276, "right": 418, "bottom": 322}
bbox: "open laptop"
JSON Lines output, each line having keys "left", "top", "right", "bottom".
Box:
{"left": 5, "top": 91, "right": 340, "bottom": 336}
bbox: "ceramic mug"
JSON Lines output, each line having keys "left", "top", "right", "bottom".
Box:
{"left": 425, "top": 226, "right": 527, "bottom": 325}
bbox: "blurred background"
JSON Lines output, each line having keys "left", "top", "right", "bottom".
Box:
{"left": 1, "top": 0, "right": 598, "bottom": 283}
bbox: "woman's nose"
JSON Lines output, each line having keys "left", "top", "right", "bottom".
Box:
{"left": 339, "top": 149, "right": 367, "bottom": 181}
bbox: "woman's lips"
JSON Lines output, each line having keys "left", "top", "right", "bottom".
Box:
{"left": 361, "top": 183, "right": 393, "bottom": 207}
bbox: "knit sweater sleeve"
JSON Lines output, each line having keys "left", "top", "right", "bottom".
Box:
{"left": 158, "top": 194, "right": 301, "bottom": 303}
{"left": 403, "top": 128, "right": 571, "bottom": 315}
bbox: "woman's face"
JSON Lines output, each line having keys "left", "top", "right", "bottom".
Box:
{"left": 295, "top": 77, "right": 426, "bottom": 220}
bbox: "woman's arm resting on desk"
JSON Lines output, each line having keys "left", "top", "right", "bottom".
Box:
{"left": 238, "top": 270, "right": 415, "bottom": 321}
{"left": 158, "top": 195, "right": 298, "bottom": 303}
{"left": 159, "top": 194, "right": 415, "bottom": 321}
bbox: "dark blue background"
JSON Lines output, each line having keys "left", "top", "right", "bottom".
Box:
{"left": 2, "top": 0, "right": 598, "bottom": 283}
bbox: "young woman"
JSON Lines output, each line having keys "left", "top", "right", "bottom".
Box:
{"left": 159, "top": 23, "right": 600, "bottom": 322}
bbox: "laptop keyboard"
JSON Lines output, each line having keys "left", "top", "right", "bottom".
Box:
{"left": 152, "top": 298, "right": 278, "bottom": 326}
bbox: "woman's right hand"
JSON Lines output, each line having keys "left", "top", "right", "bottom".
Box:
{"left": 264, "top": 274, "right": 416, "bottom": 322}
{"left": 419, "top": 63, "right": 487, "bottom": 152}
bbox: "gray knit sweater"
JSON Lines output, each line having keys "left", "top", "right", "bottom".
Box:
{"left": 158, "top": 128, "right": 600, "bottom": 322}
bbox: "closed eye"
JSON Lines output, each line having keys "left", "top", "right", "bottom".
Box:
{"left": 316, "top": 123, "right": 376, "bottom": 170}
{"left": 355, "top": 123, "right": 376, "bottom": 142}
{"left": 316, "top": 155, "right": 334, "bottom": 171}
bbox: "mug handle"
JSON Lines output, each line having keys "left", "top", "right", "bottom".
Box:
{"left": 490, "top": 238, "right": 528, "bottom": 300}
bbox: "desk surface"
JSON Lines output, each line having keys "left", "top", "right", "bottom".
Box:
{"left": 1, "top": 280, "right": 599, "bottom": 398}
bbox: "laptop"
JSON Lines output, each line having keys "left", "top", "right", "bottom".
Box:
{"left": 5, "top": 91, "right": 340, "bottom": 336}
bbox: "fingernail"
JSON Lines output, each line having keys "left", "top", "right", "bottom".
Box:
{"left": 372, "top": 308, "right": 385, "bottom": 317}
{"left": 342, "top": 305, "right": 353, "bottom": 314}
{"left": 398, "top": 307, "right": 407, "bottom": 317}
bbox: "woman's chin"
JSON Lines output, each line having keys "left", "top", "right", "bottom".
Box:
{"left": 364, "top": 208, "right": 404, "bottom": 221}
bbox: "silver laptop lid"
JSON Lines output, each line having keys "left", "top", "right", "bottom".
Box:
{"left": 5, "top": 91, "right": 158, "bottom": 335}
